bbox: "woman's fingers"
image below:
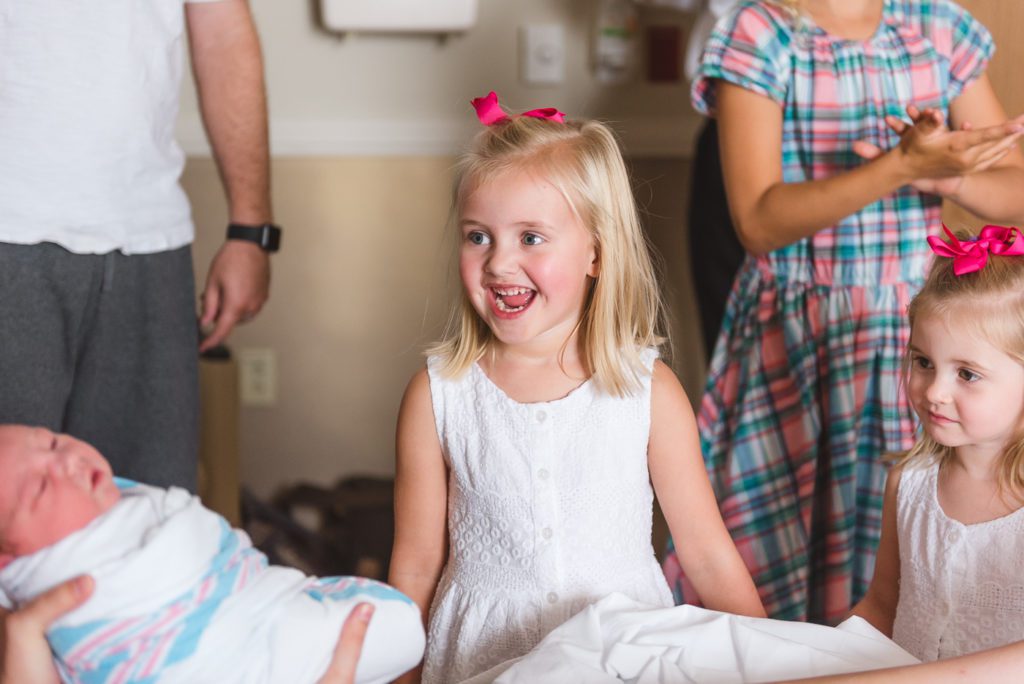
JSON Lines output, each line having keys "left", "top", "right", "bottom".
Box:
{"left": 8, "top": 576, "right": 93, "bottom": 636}
{"left": 884, "top": 114, "right": 908, "bottom": 134}
{"left": 852, "top": 140, "right": 883, "bottom": 160}
{"left": 1, "top": 576, "right": 93, "bottom": 684}
{"left": 316, "top": 603, "right": 375, "bottom": 684}
{"left": 957, "top": 121, "right": 1024, "bottom": 150}
{"left": 969, "top": 133, "right": 1023, "bottom": 171}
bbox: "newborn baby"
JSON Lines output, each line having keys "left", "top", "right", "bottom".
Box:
{"left": 0, "top": 425, "right": 424, "bottom": 684}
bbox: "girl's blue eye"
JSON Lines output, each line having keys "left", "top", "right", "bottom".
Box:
{"left": 523, "top": 233, "right": 544, "bottom": 246}
{"left": 912, "top": 355, "right": 932, "bottom": 370}
{"left": 958, "top": 368, "right": 980, "bottom": 382}
{"left": 467, "top": 231, "right": 490, "bottom": 245}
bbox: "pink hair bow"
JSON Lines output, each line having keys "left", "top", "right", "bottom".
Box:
{"left": 928, "top": 224, "right": 1024, "bottom": 276}
{"left": 471, "top": 91, "right": 566, "bottom": 126}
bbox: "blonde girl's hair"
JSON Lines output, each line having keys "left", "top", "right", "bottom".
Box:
{"left": 895, "top": 228, "right": 1024, "bottom": 499}
{"left": 429, "top": 113, "right": 667, "bottom": 397}
{"left": 766, "top": 0, "right": 802, "bottom": 14}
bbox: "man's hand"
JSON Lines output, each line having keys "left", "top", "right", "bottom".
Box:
{"left": 1, "top": 576, "right": 94, "bottom": 684}
{"left": 316, "top": 603, "right": 374, "bottom": 684}
{"left": 199, "top": 240, "right": 270, "bottom": 352}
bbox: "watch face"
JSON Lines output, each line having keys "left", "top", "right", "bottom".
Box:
{"left": 263, "top": 225, "right": 282, "bottom": 252}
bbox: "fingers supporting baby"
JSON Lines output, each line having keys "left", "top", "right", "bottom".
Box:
{"left": 316, "top": 603, "right": 375, "bottom": 684}
{"left": 1, "top": 576, "right": 93, "bottom": 684}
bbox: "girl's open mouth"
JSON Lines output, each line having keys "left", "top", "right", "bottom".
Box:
{"left": 491, "top": 287, "right": 535, "bottom": 315}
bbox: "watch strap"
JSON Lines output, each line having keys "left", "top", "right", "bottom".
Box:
{"left": 226, "top": 223, "right": 282, "bottom": 252}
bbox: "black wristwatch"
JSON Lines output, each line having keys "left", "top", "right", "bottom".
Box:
{"left": 226, "top": 222, "right": 282, "bottom": 253}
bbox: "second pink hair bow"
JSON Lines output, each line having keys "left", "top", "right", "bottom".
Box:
{"left": 928, "top": 224, "right": 1024, "bottom": 276}
{"left": 471, "top": 91, "right": 565, "bottom": 126}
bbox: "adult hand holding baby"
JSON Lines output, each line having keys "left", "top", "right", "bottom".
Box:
{"left": 316, "top": 603, "right": 375, "bottom": 684}
{"left": 1, "top": 579, "right": 374, "bottom": 684}
{"left": 0, "top": 576, "right": 93, "bottom": 684}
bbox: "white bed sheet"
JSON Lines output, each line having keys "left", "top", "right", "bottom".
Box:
{"left": 461, "top": 593, "right": 919, "bottom": 683}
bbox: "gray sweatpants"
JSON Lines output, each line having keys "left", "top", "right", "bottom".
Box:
{"left": 0, "top": 242, "right": 198, "bottom": 490}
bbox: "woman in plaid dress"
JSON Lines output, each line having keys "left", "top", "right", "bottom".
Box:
{"left": 663, "top": 0, "right": 1024, "bottom": 624}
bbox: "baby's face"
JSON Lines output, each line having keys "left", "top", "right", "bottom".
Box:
{"left": 0, "top": 426, "right": 121, "bottom": 564}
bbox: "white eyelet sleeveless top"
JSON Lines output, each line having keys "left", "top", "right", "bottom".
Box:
{"left": 421, "top": 349, "right": 672, "bottom": 684}
{"left": 892, "top": 462, "right": 1024, "bottom": 661}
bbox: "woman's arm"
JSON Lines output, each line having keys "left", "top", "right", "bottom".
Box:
{"left": 388, "top": 368, "right": 448, "bottom": 684}
{"left": 648, "top": 361, "right": 766, "bottom": 618}
{"left": 718, "top": 81, "right": 1024, "bottom": 255}
{"left": 779, "top": 639, "right": 1024, "bottom": 683}
{"left": 943, "top": 73, "right": 1024, "bottom": 222}
{"left": 848, "top": 465, "right": 902, "bottom": 637}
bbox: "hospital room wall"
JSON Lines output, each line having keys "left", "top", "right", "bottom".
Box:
{"left": 182, "top": 0, "right": 1023, "bottom": 499}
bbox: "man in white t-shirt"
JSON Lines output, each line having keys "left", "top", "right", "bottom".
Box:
{"left": 0, "top": 0, "right": 278, "bottom": 490}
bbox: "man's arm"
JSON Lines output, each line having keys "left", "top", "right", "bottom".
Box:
{"left": 186, "top": 0, "right": 273, "bottom": 352}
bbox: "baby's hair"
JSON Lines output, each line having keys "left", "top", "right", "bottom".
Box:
{"left": 430, "top": 113, "right": 666, "bottom": 397}
{"left": 896, "top": 228, "right": 1024, "bottom": 497}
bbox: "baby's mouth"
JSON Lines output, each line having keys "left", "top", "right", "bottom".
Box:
{"left": 492, "top": 287, "right": 535, "bottom": 313}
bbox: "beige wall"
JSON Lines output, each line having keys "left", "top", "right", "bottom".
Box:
{"left": 942, "top": 0, "right": 1024, "bottom": 228}
{"left": 959, "top": 0, "right": 1024, "bottom": 117}
{"left": 188, "top": 159, "right": 456, "bottom": 497}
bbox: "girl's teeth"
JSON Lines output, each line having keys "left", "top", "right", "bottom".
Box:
{"left": 493, "top": 287, "right": 534, "bottom": 311}
{"left": 495, "top": 297, "right": 527, "bottom": 313}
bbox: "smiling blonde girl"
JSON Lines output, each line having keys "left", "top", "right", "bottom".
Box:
{"left": 388, "top": 93, "right": 764, "bottom": 684}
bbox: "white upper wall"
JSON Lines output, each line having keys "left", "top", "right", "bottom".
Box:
{"left": 178, "top": 0, "right": 704, "bottom": 157}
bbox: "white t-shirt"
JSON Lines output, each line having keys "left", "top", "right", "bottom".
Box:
{"left": 0, "top": 0, "right": 222, "bottom": 255}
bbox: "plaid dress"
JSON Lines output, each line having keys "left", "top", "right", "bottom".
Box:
{"left": 662, "top": 0, "right": 993, "bottom": 623}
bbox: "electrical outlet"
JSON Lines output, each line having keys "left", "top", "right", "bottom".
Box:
{"left": 238, "top": 348, "right": 277, "bottom": 406}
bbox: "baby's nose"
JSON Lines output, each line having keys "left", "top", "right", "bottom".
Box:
{"left": 56, "top": 452, "right": 90, "bottom": 483}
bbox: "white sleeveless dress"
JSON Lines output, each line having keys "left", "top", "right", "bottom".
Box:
{"left": 422, "top": 349, "right": 673, "bottom": 683}
{"left": 892, "top": 462, "right": 1024, "bottom": 661}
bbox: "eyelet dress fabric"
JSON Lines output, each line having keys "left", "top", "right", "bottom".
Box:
{"left": 421, "top": 349, "right": 672, "bottom": 683}
{"left": 892, "top": 462, "right": 1024, "bottom": 661}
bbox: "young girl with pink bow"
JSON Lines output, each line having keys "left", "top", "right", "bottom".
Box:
{"left": 847, "top": 225, "right": 1024, "bottom": 662}
{"left": 387, "top": 92, "right": 765, "bottom": 684}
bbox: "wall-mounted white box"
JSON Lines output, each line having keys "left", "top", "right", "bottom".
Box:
{"left": 520, "top": 25, "right": 566, "bottom": 85}
{"left": 320, "top": 0, "right": 478, "bottom": 33}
